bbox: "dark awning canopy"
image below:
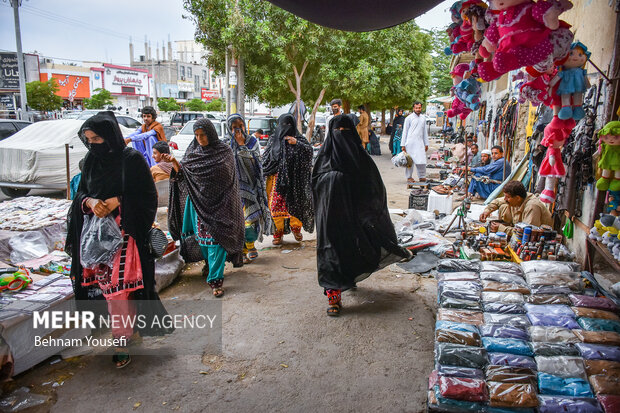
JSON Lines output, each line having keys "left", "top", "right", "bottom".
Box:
{"left": 266, "top": 0, "right": 445, "bottom": 32}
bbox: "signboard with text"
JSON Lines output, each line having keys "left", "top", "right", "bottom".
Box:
{"left": 103, "top": 65, "right": 149, "bottom": 95}
{"left": 0, "top": 53, "right": 19, "bottom": 90}
{"left": 51, "top": 74, "right": 90, "bottom": 100}
{"left": 201, "top": 88, "right": 219, "bottom": 101}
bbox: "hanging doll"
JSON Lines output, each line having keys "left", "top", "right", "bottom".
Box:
{"left": 478, "top": 0, "right": 573, "bottom": 82}
{"left": 519, "top": 67, "right": 556, "bottom": 107}
{"left": 548, "top": 42, "right": 591, "bottom": 121}
{"left": 445, "top": 1, "right": 467, "bottom": 55}
{"left": 596, "top": 121, "right": 620, "bottom": 192}
{"left": 462, "top": 0, "right": 489, "bottom": 59}
{"left": 446, "top": 64, "right": 473, "bottom": 120}
{"left": 454, "top": 62, "right": 482, "bottom": 111}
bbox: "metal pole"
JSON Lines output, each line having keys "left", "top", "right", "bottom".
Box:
{"left": 65, "top": 144, "right": 71, "bottom": 200}
{"left": 11, "top": 0, "right": 28, "bottom": 121}
{"left": 225, "top": 48, "right": 230, "bottom": 117}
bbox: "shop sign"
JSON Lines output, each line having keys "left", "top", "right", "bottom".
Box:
{"left": 201, "top": 88, "right": 219, "bottom": 101}
{"left": 0, "top": 53, "right": 19, "bottom": 90}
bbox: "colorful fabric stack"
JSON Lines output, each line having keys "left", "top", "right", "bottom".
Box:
{"left": 428, "top": 259, "right": 620, "bottom": 412}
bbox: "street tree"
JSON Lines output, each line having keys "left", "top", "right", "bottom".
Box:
{"left": 25, "top": 79, "right": 63, "bottom": 111}
{"left": 205, "top": 98, "right": 224, "bottom": 111}
{"left": 429, "top": 28, "right": 453, "bottom": 97}
{"left": 83, "top": 88, "right": 113, "bottom": 110}
{"left": 186, "top": 98, "right": 209, "bottom": 111}
{"left": 157, "top": 97, "right": 181, "bottom": 112}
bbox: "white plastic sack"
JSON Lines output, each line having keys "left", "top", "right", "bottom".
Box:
{"left": 391, "top": 151, "right": 412, "bottom": 168}
{"left": 9, "top": 231, "right": 50, "bottom": 263}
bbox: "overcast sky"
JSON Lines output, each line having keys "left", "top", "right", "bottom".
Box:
{"left": 0, "top": 0, "right": 451, "bottom": 65}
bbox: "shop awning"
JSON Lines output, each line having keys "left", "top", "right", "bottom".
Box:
{"left": 266, "top": 0, "right": 444, "bottom": 31}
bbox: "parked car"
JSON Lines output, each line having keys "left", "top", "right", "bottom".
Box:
{"left": 247, "top": 116, "right": 277, "bottom": 146}
{"left": 168, "top": 119, "right": 227, "bottom": 159}
{"left": 0, "top": 119, "right": 32, "bottom": 141}
{"left": 170, "top": 112, "right": 216, "bottom": 130}
{"left": 76, "top": 111, "right": 142, "bottom": 129}
{"left": 0, "top": 119, "right": 133, "bottom": 198}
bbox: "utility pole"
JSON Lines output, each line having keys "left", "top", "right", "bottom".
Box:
{"left": 10, "top": 0, "right": 28, "bottom": 120}
{"left": 225, "top": 47, "right": 230, "bottom": 117}
{"left": 229, "top": 50, "right": 238, "bottom": 115}
{"left": 237, "top": 56, "right": 244, "bottom": 116}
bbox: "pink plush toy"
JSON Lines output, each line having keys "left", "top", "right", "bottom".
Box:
{"left": 519, "top": 68, "right": 556, "bottom": 107}
{"left": 447, "top": 98, "right": 473, "bottom": 120}
{"left": 447, "top": 63, "right": 474, "bottom": 120}
{"left": 539, "top": 116, "right": 576, "bottom": 203}
{"left": 478, "top": 0, "right": 573, "bottom": 82}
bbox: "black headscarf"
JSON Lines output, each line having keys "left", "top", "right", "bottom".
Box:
{"left": 168, "top": 118, "right": 244, "bottom": 265}
{"left": 265, "top": 114, "right": 314, "bottom": 232}
{"left": 66, "top": 111, "right": 170, "bottom": 336}
{"left": 312, "top": 115, "right": 410, "bottom": 291}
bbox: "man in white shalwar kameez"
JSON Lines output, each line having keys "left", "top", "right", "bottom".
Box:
{"left": 400, "top": 102, "right": 429, "bottom": 182}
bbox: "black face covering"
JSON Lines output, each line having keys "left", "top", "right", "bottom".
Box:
{"left": 88, "top": 141, "right": 112, "bottom": 158}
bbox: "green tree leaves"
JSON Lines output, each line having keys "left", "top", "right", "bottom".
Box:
{"left": 25, "top": 79, "right": 63, "bottom": 111}
{"left": 157, "top": 97, "right": 181, "bottom": 112}
{"left": 83, "top": 88, "right": 113, "bottom": 110}
{"left": 205, "top": 98, "right": 224, "bottom": 111}
{"left": 429, "top": 28, "right": 453, "bottom": 97}
{"left": 186, "top": 98, "right": 209, "bottom": 111}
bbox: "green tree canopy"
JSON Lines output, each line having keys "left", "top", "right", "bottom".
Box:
{"left": 205, "top": 98, "right": 224, "bottom": 111}
{"left": 186, "top": 98, "right": 209, "bottom": 111}
{"left": 157, "top": 97, "right": 181, "bottom": 112}
{"left": 83, "top": 88, "right": 113, "bottom": 110}
{"left": 26, "top": 79, "right": 63, "bottom": 111}
{"left": 429, "top": 28, "right": 453, "bottom": 97}
{"left": 184, "top": 0, "right": 432, "bottom": 112}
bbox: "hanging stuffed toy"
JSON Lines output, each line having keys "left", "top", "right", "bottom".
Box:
{"left": 539, "top": 122, "right": 572, "bottom": 203}
{"left": 445, "top": 1, "right": 467, "bottom": 55}
{"left": 519, "top": 67, "right": 556, "bottom": 107}
{"left": 478, "top": 0, "right": 573, "bottom": 82}
{"left": 595, "top": 121, "right": 620, "bottom": 192}
{"left": 463, "top": 1, "right": 488, "bottom": 58}
{"left": 446, "top": 63, "right": 473, "bottom": 120}
{"left": 548, "top": 42, "right": 591, "bottom": 121}
{"left": 454, "top": 62, "right": 482, "bottom": 111}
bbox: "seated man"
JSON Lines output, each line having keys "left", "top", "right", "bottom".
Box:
{"left": 479, "top": 149, "right": 491, "bottom": 166}
{"left": 469, "top": 144, "right": 481, "bottom": 167}
{"left": 150, "top": 141, "right": 173, "bottom": 182}
{"left": 467, "top": 145, "right": 511, "bottom": 200}
{"left": 124, "top": 106, "right": 165, "bottom": 167}
{"left": 479, "top": 181, "right": 552, "bottom": 236}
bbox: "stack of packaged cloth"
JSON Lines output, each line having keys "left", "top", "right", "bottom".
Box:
{"left": 427, "top": 259, "right": 620, "bottom": 412}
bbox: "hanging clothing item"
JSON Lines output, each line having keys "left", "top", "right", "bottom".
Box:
{"left": 228, "top": 114, "right": 272, "bottom": 242}
{"left": 168, "top": 118, "right": 245, "bottom": 266}
{"left": 313, "top": 115, "right": 411, "bottom": 291}
{"left": 66, "top": 111, "right": 171, "bottom": 337}
{"left": 263, "top": 114, "right": 314, "bottom": 232}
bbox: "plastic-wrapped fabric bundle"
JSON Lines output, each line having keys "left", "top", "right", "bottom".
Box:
{"left": 436, "top": 329, "right": 482, "bottom": 346}
{"left": 486, "top": 366, "right": 537, "bottom": 385}
{"left": 529, "top": 326, "right": 578, "bottom": 343}
{"left": 482, "top": 281, "right": 531, "bottom": 294}
{"left": 584, "top": 359, "right": 620, "bottom": 377}
{"left": 482, "top": 292, "right": 525, "bottom": 304}
{"left": 569, "top": 294, "right": 618, "bottom": 312}
{"left": 573, "top": 330, "right": 620, "bottom": 346}
{"left": 440, "top": 296, "right": 482, "bottom": 311}
{"left": 482, "top": 337, "right": 534, "bottom": 356}
{"left": 440, "top": 289, "right": 480, "bottom": 303}
{"left": 537, "top": 395, "right": 603, "bottom": 413}
{"left": 525, "top": 304, "right": 575, "bottom": 318}
{"left": 438, "top": 376, "right": 488, "bottom": 402}
{"left": 480, "top": 272, "right": 528, "bottom": 285}
{"left": 488, "top": 353, "right": 537, "bottom": 370}
{"left": 437, "top": 259, "right": 480, "bottom": 273}
{"left": 597, "top": 394, "right": 620, "bottom": 413}
{"left": 535, "top": 356, "right": 587, "bottom": 379}
{"left": 438, "top": 280, "right": 482, "bottom": 293}
{"left": 527, "top": 313, "right": 580, "bottom": 329}
{"left": 578, "top": 317, "right": 620, "bottom": 333}
{"left": 481, "top": 261, "right": 524, "bottom": 275}
{"left": 572, "top": 307, "right": 620, "bottom": 321}
{"left": 484, "top": 313, "right": 531, "bottom": 327}
{"left": 527, "top": 294, "right": 572, "bottom": 305}
{"left": 435, "top": 272, "right": 479, "bottom": 282}
{"left": 435, "top": 343, "right": 488, "bottom": 369}
{"left": 531, "top": 342, "right": 579, "bottom": 357}
{"left": 537, "top": 372, "right": 593, "bottom": 397}
{"left": 575, "top": 343, "right": 620, "bottom": 362}
{"left": 589, "top": 375, "right": 620, "bottom": 395}
{"left": 483, "top": 302, "right": 526, "bottom": 314}
{"left": 526, "top": 272, "right": 583, "bottom": 292}
{"left": 530, "top": 285, "right": 576, "bottom": 295}
{"left": 437, "top": 365, "right": 485, "bottom": 379}
{"left": 433, "top": 386, "right": 488, "bottom": 412}
{"left": 520, "top": 261, "right": 581, "bottom": 273}
{"left": 438, "top": 309, "right": 484, "bottom": 325}
{"left": 487, "top": 382, "right": 539, "bottom": 408}
{"left": 435, "top": 321, "right": 479, "bottom": 334}
{"left": 480, "top": 324, "right": 529, "bottom": 340}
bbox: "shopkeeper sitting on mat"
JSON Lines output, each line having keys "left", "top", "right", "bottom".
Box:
{"left": 479, "top": 181, "right": 553, "bottom": 236}
{"left": 467, "top": 145, "right": 510, "bottom": 200}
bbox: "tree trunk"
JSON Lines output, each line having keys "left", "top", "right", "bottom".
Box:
{"left": 305, "top": 88, "right": 326, "bottom": 141}
{"left": 343, "top": 99, "right": 351, "bottom": 114}
{"left": 381, "top": 109, "right": 386, "bottom": 135}
{"left": 287, "top": 60, "right": 309, "bottom": 133}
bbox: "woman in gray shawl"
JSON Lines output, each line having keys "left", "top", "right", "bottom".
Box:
{"left": 228, "top": 113, "right": 272, "bottom": 263}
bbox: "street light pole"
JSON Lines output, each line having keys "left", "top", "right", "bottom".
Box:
{"left": 10, "top": 0, "right": 28, "bottom": 120}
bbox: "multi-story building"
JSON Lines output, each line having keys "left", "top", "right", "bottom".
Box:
{"left": 38, "top": 60, "right": 90, "bottom": 109}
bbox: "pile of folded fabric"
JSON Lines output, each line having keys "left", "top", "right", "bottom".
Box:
{"left": 427, "top": 259, "right": 620, "bottom": 412}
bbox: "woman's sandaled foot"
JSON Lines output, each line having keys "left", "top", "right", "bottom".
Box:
{"left": 292, "top": 230, "right": 303, "bottom": 242}
{"left": 272, "top": 233, "right": 283, "bottom": 245}
{"left": 247, "top": 248, "right": 259, "bottom": 261}
{"left": 212, "top": 288, "right": 224, "bottom": 297}
{"left": 327, "top": 304, "right": 341, "bottom": 317}
{"left": 208, "top": 280, "right": 224, "bottom": 297}
{"left": 113, "top": 349, "right": 131, "bottom": 368}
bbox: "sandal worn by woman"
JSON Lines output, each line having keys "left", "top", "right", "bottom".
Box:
{"left": 247, "top": 248, "right": 259, "bottom": 261}
{"left": 327, "top": 303, "right": 341, "bottom": 317}
{"left": 292, "top": 230, "right": 303, "bottom": 242}
{"left": 326, "top": 289, "right": 342, "bottom": 317}
{"left": 113, "top": 347, "right": 131, "bottom": 369}
{"left": 272, "top": 232, "right": 283, "bottom": 245}
{"left": 208, "top": 279, "right": 224, "bottom": 298}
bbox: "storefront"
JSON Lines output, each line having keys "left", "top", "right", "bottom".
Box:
{"left": 39, "top": 64, "right": 91, "bottom": 110}
{"left": 91, "top": 64, "right": 150, "bottom": 112}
